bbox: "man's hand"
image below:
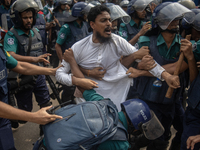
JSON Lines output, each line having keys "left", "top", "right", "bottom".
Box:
{"left": 138, "top": 21, "right": 152, "bottom": 37}
{"left": 89, "top": 67, "right": 106, "bottom": 80}
{"left": 135, "top": 46, "right": 150, "bottom": 59}
{"left": 126, "top": 67, "right": 142, "bottom": 78}
{"left": 187, "top": 135, "right": 200, "bottom": 150}
{"left": 32, "top": 106, "right": 63, "bottom": 125}
{"left": 75, "top": 78, "right": 98, "bottom": 90}
{"left": 63, "top": 48, "right": 75, "bottom": 63}
{"left": 34, "top": 53, "right": 51, "bottom": 64}
{"left": 138, "top": 55, "right": 156, "bottom": 70}
{"left": 165, "top": 74, "right": 180, "bottom": 89}
{"left": 181, "top": 39, "right": 193, "bottom": 61}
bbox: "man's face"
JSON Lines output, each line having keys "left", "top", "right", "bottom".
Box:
{"left": 167, "top": 20, "right": 179, "bottom": 30}
{"left": 4, "top": 0, "right": 11, "bottom": 7}
{"left": 136, "top": 10, "right": 146, "bottom": 20}
{"left": 61, "top": 4, "right": 70, "bottom": 11}
{"left": 90, "top": 11, "right": 112, "bottom": 39}
{"left": 49, "top": 0, "right": 54, "bottom": 5}
{"left": 191, "top": 28, "right": 200, "bottom": 42}
{"left": 21, "top": 11, "right": 33, "bottom": 31}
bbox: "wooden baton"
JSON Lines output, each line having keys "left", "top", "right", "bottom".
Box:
{"left": 165, "top": 34, "right": 191, "bottom": 98}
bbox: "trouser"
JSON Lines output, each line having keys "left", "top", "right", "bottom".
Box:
{"left": 181, "top": 107, "right": 200, "bottom": 150}
{"left": 0, "top": 122, "right": 16, "bottom": 150}
{"left": 15, "top": 75, "right": 50, "bottom": 112}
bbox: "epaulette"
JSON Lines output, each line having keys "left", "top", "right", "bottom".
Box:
{"left": 63, "top": 24, "right": 68, "bottom": 29}
{"left": 7, "top": 31, "right": 14, "bottom": 36}
{"left": 120, "top": 23, "right": 126, "bottom": 28}
{"left": 139, "top": 36, "right": 150, "bottom": 43}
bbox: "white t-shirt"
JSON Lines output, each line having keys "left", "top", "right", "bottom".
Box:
{"left": 56, "top": 34, "right": 165, "bottom": 110}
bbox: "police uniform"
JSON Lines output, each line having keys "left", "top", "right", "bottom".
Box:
{"left": 56, "top": 21, "right": 89, "bottom": 52}
{"left": 0, "top": 47, "right": 18, "bottom": 150}
{"left": 0, "top": 5, "right": 13, "bottom": 30}
{"left": 34, "top": 14, "right": 48, "bottom": 53}
{"left": 119, "top": 19, "right": 143, "bottom": 41}
{"left": 181, "top": 40, "right": 200, "bottom": 150}
{"left": 131, "top": 34, "right": 186, "bottom": 146}
{"left": 43, "top": 4, "right": 54, "bottom": 22}
{"left": 3, "top": 27, "right": 50, "bottom": 112}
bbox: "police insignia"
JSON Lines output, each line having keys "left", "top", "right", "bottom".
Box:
{"left": 7, "top": 38, "right": 14, "bottom": 45}
{"left": 122, "top": 31, "right": 127, "bottom": 38}
{"left": 60, "top": 33, "right": 65, "bottom": 39}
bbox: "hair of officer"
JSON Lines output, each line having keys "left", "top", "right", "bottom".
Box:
{"left": 20, "top": 8, "right": 36, "bottom": 16}
{"left": 87, "top": 5, "right": 110, "bottom": 24}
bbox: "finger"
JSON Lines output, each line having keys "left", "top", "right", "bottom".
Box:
{"left": 43, "top": 59, "right": 50, "bottom": 64}
{"left": 97, "top": 67, "right": 104, "bottom": 70}
{"left": 50, "top": 115, "right": 63, "bottom": 119}
{"left": 148, "top": 63, "right": 157, "bottom": 70}
{"left": 145, "top": 21, "right": 151, "bottom": 25}
{"left": 93, "top": 84, "right": 98, "bottom": 88}
{"left": 91, "top": 80, "right": 98, "bottom": 85}
{"left": 187, "top": 138, "right": 192, "bottom": 149}
{"left": 101, "top": 69, "right": 106, "bottom": 74}
{"left": 42, "top": 105, "right": 53, "bottom": 110}
{"left": 197, "top": 61, "right": 200, "bottom": 64}
{"left": 141, "top": 46, "right": 149, "bottom": 49}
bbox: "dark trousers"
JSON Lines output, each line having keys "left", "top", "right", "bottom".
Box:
{"left": 15, "top": 75, "right": 50, "bottom": 112}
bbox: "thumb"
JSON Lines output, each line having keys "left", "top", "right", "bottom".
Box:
{"left": 42, "top": 105, "right": 53, "bottom": 110}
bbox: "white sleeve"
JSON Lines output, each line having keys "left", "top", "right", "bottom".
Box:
{"left": 55, "top": 60, "right": 73, "bottom": 86}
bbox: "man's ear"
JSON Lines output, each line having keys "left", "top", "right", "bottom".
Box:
{"left": 90, "top": 21, "right": 95, "bottom": 30}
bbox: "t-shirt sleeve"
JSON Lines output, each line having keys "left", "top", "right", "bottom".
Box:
{"left": 56, "top": 24, "right": 70, "bottom": 45}
{"left": 5, "top": 51, "right": 18, "bottom": 69}
{"left": 4, "top": 32, "right": 18, "bottom": 53}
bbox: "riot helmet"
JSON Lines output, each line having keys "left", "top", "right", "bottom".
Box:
{"left": 107, "top": 4, "right": 130, "bottom": 24}
{"left": 120, "top": 0, "right": 129, "bottom": 8}
{"left": 152, "top": 2, "right": 194, "bottom": 30}
{"left": 89, "top": 1, "right": 101, "bottom": 6}
{"left": 10, "top": 0, "right": 39, "bottom": 28}
{"left": 54, "top": 0, "right": 72, "bottom": 11}
{"left": 178, "top": 0, "right": 196, "bottom": 10}
{"left": 127, "top": 0, "right": 153, "bottom": 15}
{"left": 66, "top": 2, "right": 94, "bottom": 22}
{"left": 121, "top": 99, "right": 164, "bottom": 140}
{"left": 34, "top": 0, "right": 44, "bottom": 11}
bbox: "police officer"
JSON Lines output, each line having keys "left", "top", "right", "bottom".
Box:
{"left": 43, "top": 0, "right": 55, "bottom": 22}
{"left": 4, "top": 0, "right": 52, "bottom": 117}
{"left": 119, "top": 0, "right": 152, "bottom": 46}
{"left": 128, "top": 2, "right": 193, "bottom": 150}
{"left": 0, "top": 0, "right": 13, "bottom": 30}
{"left": 179, "top": 10, "right": 200, "bottom": 150}
{"left": 119, "top": 0, "right": 129, "bottom": 12}
{"left": 34, "top": 0, "right": 48, "bottom": 54}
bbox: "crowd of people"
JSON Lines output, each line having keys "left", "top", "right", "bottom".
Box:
{"left": 0, "top": 0, "right": 200, "bottom": 149}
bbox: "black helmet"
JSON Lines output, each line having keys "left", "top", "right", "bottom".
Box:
{"left": 10, "top": 0, "right": 39, "bottom": 28}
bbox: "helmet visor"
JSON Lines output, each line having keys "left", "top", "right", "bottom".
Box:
{"left": 35, "top": 0, "right": 44, "bottom": 11}
{"left": 156, "top": 2, "right": 194, "bottom": 30}
{"left": 133, "top": 0, "right": 153, "bottom": 12}
{"left": 82, "top": 3, "right": 94, "bottom": 16}
{"left": 109, "top": 5, "right": 131, "bottom": 24}
{"left": 192, "top": 13, "right": 200, "bottom": 31}
{"left": 142, "top": 111, "right": 165, "bottom": 140}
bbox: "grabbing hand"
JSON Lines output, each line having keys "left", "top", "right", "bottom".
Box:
{"left": 135, "top": 46, "right": 150, "bottom": 60}
{"left": 138, "top": 55, "right": 156, "bottom": 70}
{"left": 89, "top": 67, "right": 106, "bottom": 80}
{"left": 32, "top": 106, "right": 63, "bottom": 125}
{"left": 34, "top": 53, "right": 51, "bottom": 64}
{"left": 126, "top": 67, "right": 141, "bottom": 78}
{"left": 187, "top": 135, "right": 200, "bottom": 150}
{"left": 63, "top": 48, "right": 75, "bottom": 63}
{"left": 180, "top": 39, "right": 193, "bottom": 61}
{"left": 76, "top": 78, "right": 98, "bottom": 90}
{"left": 138, "top": 21, "right": 152, "bottom": 36}
{"left": 165, "top": 74, "right": 180, "bottom": 89}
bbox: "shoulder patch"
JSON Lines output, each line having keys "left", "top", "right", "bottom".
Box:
{"left": 7, "top": 38, "right": 14, "bottom": 45}
{"left": 60, "top": 33, "right": 65, "bottom": 39}
{"left": 121, "top": 30, "right": 127, "bottom": 38}
{"left": 139, "top": 36, "right": 150, "bottom": 43}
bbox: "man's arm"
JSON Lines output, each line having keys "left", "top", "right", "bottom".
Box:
{"left": 8, "top": 51, "right": 51, "bottom": 64}
{"left": 55, "top": 43, "right": 63, "bottom": 61}
{"left": 12, "top": 61, "right": 58, "bottom": 76}
{"left": 0, "top": 101, "right": 62, "bottom": 125}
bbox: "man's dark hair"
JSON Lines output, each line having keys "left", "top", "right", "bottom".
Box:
{"left": 87, "top": 5, "right": 110, "bottom": 24}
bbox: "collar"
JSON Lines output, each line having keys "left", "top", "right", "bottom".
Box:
{"left": 157, "top": 34, "right": 181, "bottom": 46}
{"left": 14, "top": 28, "right": 34, "bottom": 37}
{"left": 129, "top": 19, "right": 143, "bottom": 29}
{"left": 73, "top": 21, "right": 83, "bottom": 28}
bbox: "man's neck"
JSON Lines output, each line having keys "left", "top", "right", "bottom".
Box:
{"left": 20, "top": 28, "right": 31, "bottom": 35}
{"left": 92, "top": 32, "right": 100, "bottom": 43}
{"left": 76, "top": 19, "right": 82, "bottom": 27}
{"left": 161, "top": 32, "right": 176, "bottom": 49}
